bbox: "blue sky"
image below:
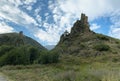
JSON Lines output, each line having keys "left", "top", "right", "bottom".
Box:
{"left": 0, "top": 0, "right": 120, "bottom": 46}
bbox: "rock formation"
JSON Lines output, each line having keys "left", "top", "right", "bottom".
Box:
{"left": 59, "top": 13, "right": 92, "bottom": 45}
{"left": 54, "top": 13, "right": 120, "bottom": 57}
{"left": 71, "top": 13, "right": 90, "bottom": 35}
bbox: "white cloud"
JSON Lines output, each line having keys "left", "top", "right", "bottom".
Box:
{"left": 0, "top": 22, "right": 14, "bottom": 34}
{"left": 23, "top": 0, "right": 37, "bottom": 5}
{"left": 34, "top": 26, "right": 60, "bottom": 45}
{"left": 24, "top": 5, "right": 32, "bottom": 11}
{"left": 53, "top": 0, "right": 113, "bottom": 21}
{"left": 108, "top": 9, "right": 120, "bottom": 39}
{"left": 1, "top": 0, "right": 120, "bottom": 45}
{"left": 90, "top": 23, "right": 101, "bottom": 30}
{"left": 0, "top": 0, "right": 38, "bottom": 27}
{"left": 34, "top": 7, "right": 41, "bottom": 16}
{"left": 45, "top": 13, "right": 49, "bottom": 17}
{"left": 109, "top": 27, "right": 120, "bottom": 39}
{"left": 45, "top": 0, "right": 120, "bottom": 45}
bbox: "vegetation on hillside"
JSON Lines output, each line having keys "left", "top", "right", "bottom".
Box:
{"left": 1, "top": 13, "right": 120, "bottom": 81}
{"left": 1, "top": 54, "right": 120, "bottom": 81}
{"left": 0, "top": 45, "right": 59, "bottom": 66}
{"left": 0, "top": 33, "right": 46, "bottom": 50}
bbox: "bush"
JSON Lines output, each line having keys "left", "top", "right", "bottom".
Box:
{"left": 50, "top": 51, "right": 59, "bottom": 63}
{"left": 36, "top": 51, "right": 59, "bottom": 64}
{"left": 93, "top": 44, "right": 110, "bottom": 51}
{"left": 0, "top": 46, "right": 30, "bottom": 66}
{"left": 96, "top": 34, "right": 109, "bottom": 41}
{"left": 27, "top": 46, "right": 39, "bottom": 64}
{"left": 0, "top": 45, "right": 41, "bottom": 66}
{"left": 0, "top": 45, "right": 59, "bottom": 66}
{"left": 0, "top": 45, "right": 14, "bottom": 57}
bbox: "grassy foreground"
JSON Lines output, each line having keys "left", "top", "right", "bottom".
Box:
{"left": 0, "top": 54, "right": 120, "bottom": 81}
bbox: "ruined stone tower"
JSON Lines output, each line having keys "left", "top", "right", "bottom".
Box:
{"left": 81, "top": 13, "right": 88, "bottom": 24}
{"left": 58, "top": 13, "right": 92, "bottom": 46}
{"left": 71, "top": 13, "right": 90, "bottom": 34}
{"left": 15, "top": 31, "right": 24, "bottom": 46}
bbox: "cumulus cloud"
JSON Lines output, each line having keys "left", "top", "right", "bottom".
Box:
{"left": 50, "top": 0, "right": 113, "bottom": 21}
{"left": 0, "top": 0, "right": 38, "bottom": 27}
{"left": 109, "top": 26, "right": 120, "bottom": 39}
{"left": 0, "top": 22, "right": 14, "bottom": 34}
{"left": 46, "top": 0, "right": 120, "bottom": 45}
{"left": 23, "top": 0, "right": 37, "bottom": 5}
{"left": 1, "top": 0, "right": 120, "bottom": 45}
{"left": 90, "top": 23, "right": 101, "bottom": 30}
{"left": 44, "top": 0, "right": 111, "bottom": 45}
{"left": 109, "top": 9, "right": 120, "bottom": 39}
{"left": 34, "top": 25, "right": 60, "bottom": 45}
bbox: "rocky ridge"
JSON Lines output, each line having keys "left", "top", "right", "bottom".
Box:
{"left": 54, "top": 13, "right": 120, "bottom": 57}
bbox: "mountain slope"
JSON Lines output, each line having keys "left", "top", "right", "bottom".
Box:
{"left": 45, "top": 45, "right": 55, "bottom": 50}
{"left": 54, "top": 13, "right": 120, "bottom": 57}
{"left": 0, "top": 32, "right": 46, "bottom": 50}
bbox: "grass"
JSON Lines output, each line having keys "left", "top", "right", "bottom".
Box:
{"left": 1, "top": 54, "right": 120, "bottom": 81}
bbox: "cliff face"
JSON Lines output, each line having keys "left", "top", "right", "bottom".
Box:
{"left": 71, "top": 13, "right": 90, "bottom": 34}
{"left": 54, "top": 13, "right": 120, "bottom": 57}
{"left": 58, "top": 13, "right": 93, "bottom": 46}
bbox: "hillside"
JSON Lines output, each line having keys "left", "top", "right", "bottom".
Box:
{"left": 1, "top": 14, "right": 120, "bottom": 81}
{"left": 0, "top": 32, "right": 46, "bottom": 50}
{"left": 0, "top": 32, "right": 60, "bottom": 66}
{"left": 54, "top": 13, "right": 120, "bottom": 57}
{"left": 45, "top": 45, "right": 55, "bottom": 50}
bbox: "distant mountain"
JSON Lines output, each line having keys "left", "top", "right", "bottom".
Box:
{"left": 54, "top": 13, "right": 120, "bottom": 57}
{"left": 45, "top": 45, "right": 55, "bottom": 50}
{"left": 0, "top": 32, "right": 46, "bottom": 50}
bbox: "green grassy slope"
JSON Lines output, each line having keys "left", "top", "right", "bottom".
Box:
{"left": 0, "top": 33, "right": 46, "bottom": 50}
{"left": 1, "top": 54, "right": 120, "bottom": 81}
{"left": 55, "top": 32, "right": 120, "bottom": 56}
{"left": 1, "top": 14, "right": 120, "bottom": 81}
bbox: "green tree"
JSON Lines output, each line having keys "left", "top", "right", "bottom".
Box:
{"left": 36, "top": 51, "right": 59, "bottom": 64}
{"left": 0, "top": 46, "right": 30, "bottom": 66}
{"left": 28, "top": 46, "right": 39, "bottom": 64}
{"left": 0, "top": 45, "right": 14, "bottom": 57}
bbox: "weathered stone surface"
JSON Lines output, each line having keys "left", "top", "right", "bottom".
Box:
{"left": 54, "top": 13, "right": 120, "bottom": 57}
{"left": 71, "top": 13, "right": 90, "bottom": 35}
{"left": 59, "top": 13, "right": 91, "bottom": 44}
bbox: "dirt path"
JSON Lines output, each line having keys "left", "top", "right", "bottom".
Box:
{"left": 0, "top": 74, "right": 8, "bottom": 81}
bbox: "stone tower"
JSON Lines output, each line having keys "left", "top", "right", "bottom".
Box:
{"left": 59, "top": 13, "right": 91, "bottom": 45}
{"left": 15, "top": 31, "right": 24, "bottom": 46}
{"left": 71, "top": 13, "right": 90, "bottom": 34}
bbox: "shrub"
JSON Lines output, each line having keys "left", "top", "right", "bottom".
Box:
{"left": 0, "top": 45, "right": 14, "bottom": 57}
{"left": 36, "top": 51, "right": 59, "bottom": 64}
{"left": 0, "top": 46, "right": 30, "bottom": 66}
{"left": 79, "top": 43, "right": 86, "bottom": 49}
{"left": 0, "top": 45, "right": 59, "bottom": 66}
{"left": 96, "top": 34, "right": 109, "bottom": 41}
{"left": 27, "top": 46, "right": 39, "bottom": 64}
{"left": 49, "top": 51, "right": 59, "bottom": 63}
{"left": 93, "top": 44, "right": 110, "bottom": 51}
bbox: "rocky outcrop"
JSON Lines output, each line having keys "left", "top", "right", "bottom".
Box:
{"left": 54, "top": 13, "right": 119, "bottom": 56}
{"left": 71, "top": 13, "right": 90, "bottom": 35}
{"left": 58, "top": 13, "right": 91, "bottom": 45}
